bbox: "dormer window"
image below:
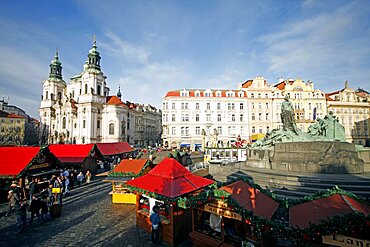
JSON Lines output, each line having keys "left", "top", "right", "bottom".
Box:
{"left": 238, "top": 91, "right": 244, "bottom": 97}
{"left": 195, "top": 91, "right": 200, "bottom": 97}
{"left": 180, "top": 91, "right": 189, "bottom": 97}
{"left": 216, "top": 91, "right": 222, "bottom": 97}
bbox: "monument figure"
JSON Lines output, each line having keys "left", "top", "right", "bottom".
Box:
{"left": 280, "top": 95, "right": 298, "bottom": 134}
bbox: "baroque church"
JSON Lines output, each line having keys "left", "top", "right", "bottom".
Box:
{"left": 39, "top": 39, "right": 162, "bottom": 146}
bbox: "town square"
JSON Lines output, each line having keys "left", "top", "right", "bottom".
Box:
{"left": 0, "top": 1, "right": 370, "bottom": 247}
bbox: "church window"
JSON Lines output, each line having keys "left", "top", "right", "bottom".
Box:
{"left": 109, "top": 123, "right": 114, "bottom": 135}
{"left": 83, "top": 120, "right": 86, "bottom": 128}
{"left": 97, "top": 120, "right": 100, "bottom": 129}
{"left": 62, "top": 117, "right": 66, "bottom": 129}
{"left": 45, "top": 91, "right": 49, "bottom": 100}
{"left": 85, "top": 84, "right": 88, "bottom": 94}
{"left": 97, "top": 85, "right": 101, "bottom": 95}
{"left": 82, "top": 137, "right": 85, "bottom": 144}
{"left": 74, "top": 123, "right": 77, "bottom": 128}
{"left": 58, "top": 92, "right": 62, "bottom": 101}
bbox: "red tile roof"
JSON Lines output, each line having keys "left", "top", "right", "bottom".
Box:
{"left": 106, "top": 96, "right": 128, "bottom": 108}
{"left": 220, "top": 180, "right": 279, "bottom": 219}
{"left": 126, "top": 158, "right": 214, "bottom": 198}
{"left": 114, "top": 159, "right": 148, "bottom": 174}
{"left": 289, "top": 194, "right": 370, "bottom": 228}
{"left": 95, "top": 142, "right": 133, "bottom": 156}
{"left": 0, "top": 147, "right": 40, "bottom": 177}
{"left": 0, "top": 110, "right": 25, "bottom": 119}
{"left": 48, "top": 144, "right": 95, "bottom": 163}
{"left": 241, "top": 80, "right": 253, "bottom": 88}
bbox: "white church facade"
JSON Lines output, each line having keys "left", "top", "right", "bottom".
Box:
{"left": 39, "top": 40, "right": 162, "bottom": 146}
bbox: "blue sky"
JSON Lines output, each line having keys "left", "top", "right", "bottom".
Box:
{"left": 0, "top": 0, "right": 369, "bottom": 118}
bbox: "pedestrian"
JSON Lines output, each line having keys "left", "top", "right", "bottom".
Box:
{"left": 64, "top": 176, "right": 70, "bottom": 196}
{"left": 28, "top": 178, "right": 37, "bottom": 204}
{"left": 85, "top": 171, "right": 91, "bottom": 184}
{"left": 47, "top": 184, "right": 54, "bottom": 206}
{"left": 77, "top": 171, "right": 84, "bottom": 186}
{"left": 6, "top": 190, "right": 18, "bottom": 216}
{"left": 40, "top": 197, "right": 49, "bottom": 223}
{"left": 150, "top": 205, "right": 161, "bottom": 245}
{"left": 29, "top": 196, "right": 42, "bottom": 226}
{"left": 16, "top": 200, "right": 28, "bottom": 232}
{"left": 69, "top": 172, "right": 75, "bottom": 189}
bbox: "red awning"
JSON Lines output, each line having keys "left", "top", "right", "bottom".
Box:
{"left": 114, "top": 159, "right": 148, "bottom": 174}
{"left": 0, "top": 147, "right": 40, "bottom": 177}
{"left": 220, "top": 180, "right": 280, "bottom": 219}
{"left": 126, "top": 158, "right": 214, "bottom": 198}
{"left": 95, "top": 142, "right": 133, "bottom": 156}
{"left": 289, "top": 194, "right": 370, "bottom": 228}
{"left": 48, "top": 144, "right": 95, "bottom": 163}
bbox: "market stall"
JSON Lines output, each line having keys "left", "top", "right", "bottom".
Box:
{"left": 105, "top": 159, "right": 150, "bottom": 204}
{"left": 126, "top": 158, "right": 214, "bottom": 246}
{"left": 189, "top": 180, "right": 280, "bottom": 247}
{"left": 48, "top": 144, "right": 101, "bottom": 174}
{"left": 0, "top": 146, "right": 59, "bottom": 202}
{"left": 95, "top": 142, "right": 133, "bottom": 168}
{"left": 289, "top": 192, "right": 370, "bottom": 246}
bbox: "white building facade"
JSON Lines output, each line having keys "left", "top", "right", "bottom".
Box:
{"left": 39, "top": 40, "right": 161, "bottom": 146}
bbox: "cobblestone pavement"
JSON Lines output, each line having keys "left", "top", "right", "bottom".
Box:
{"left": 0, "top": 177, "right": 192, "bottom": 247}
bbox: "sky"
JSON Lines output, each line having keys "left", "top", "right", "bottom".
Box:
{"left": 0, "top": 0, "right": 369, "bottom": 118}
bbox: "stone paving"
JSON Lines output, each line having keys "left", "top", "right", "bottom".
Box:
{"left": 0, "top": 178, "right": 192, "bottom": 247}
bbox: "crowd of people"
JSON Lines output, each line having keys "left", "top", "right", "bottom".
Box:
{"left": 5, "top": 169, "right": 93, "bottom": 232}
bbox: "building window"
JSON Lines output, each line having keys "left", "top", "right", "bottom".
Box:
{"left": 258, "top": 93, "right": 261, "bottom": 98}
{"left": 217, "top": 114, "right": 221, "bottom": 122}
{"left": 82, "top": 137, "right": 85, "bottom": 144}
{"left": 206, "top": 114, "right": 211, "bottom": 122}
{"left": 217, "top": 126, "right": 222, "bottom": 135}
{"left": 97, "top": 85, "right": 101, "bottom": 95}
{"left": 265, "top": 93, "right": 268, "bottom": 98}
{"left": 252, "top": 113, "right": 255, "bottom": 121}
{"left": 240, "top": 126, "right": 244, "bottom": 134}
{"left": 85, "top": 84, "right": 88, "bottom": 94}
{"left": 172, "top": 114, "right": 175, "bottom": 122}
{"left": 195, "top": 92, "right": 200, "bottom": 97}
{"left": 97, "top": 120, "right": 100, "bottom": 129}
{"left": 217, "top": 103, "right": 221, "bottom": 110}
{"left": 195, "top": 103, "right": 199, "bottom": 110}
{"left": 266, "top": 126, "right": 270, "bottom": 133}
{"left": 62, "top": 117, "right": 66, "bottom": 129}
{"left": 83, "top": 120, "right": 86, "bottom": 128}
{"left": 251, "top": 93, "right": 254, "bottom": 98}
{"left": 181, "top": 114, "right": 189, "bottom": 122}
{"left": 258, "top": 103, "right": 262, "bottom": 109}
{"left": 207, "top": 102, "right": 211, "bottom": 110}
{"left": 45, "top": 91, "right": 49, "bottom": 100}
{"left": 240, "top": 103, "right": 244, "bottom": 110}
{"left": 172, "top": 102, "right": 176, "bottom": 109}
{"left": 181, "top": 127, "right": 189, "bottom": 136}
{"left": 252, "top": 126, "right": 255, "bottom": 134}
{"left": 196, "top": 127, "right": 200, "bottom": 135}
{"left": 232, "top": 114, "right": 235, "bottom": 122}
{"left": 266, "top": 103, "right": 269, "bottom": 109}
{"left": 109, "top": 123, "right": 114, "bottom": 135}
{"left": 252, "top": 103, "right": 255, "bottom": 109}
{"left": 240, "top": 114, "right": 243, "bottom": 122}
{"left": 172, "top": 127, "right": 176, "bottom": 135}
{"left": 266, "top": 113, "right": 269, "bottom": 120}
{"left": 259, "top": 113, "right": 262, "bottom": 121}
{"left": 195, "top": 114, "right": 200, "bottom": 122}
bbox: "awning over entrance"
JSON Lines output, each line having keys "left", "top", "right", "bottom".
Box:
{"left": 180, "top": 143, "right": 191, "bottom": 148}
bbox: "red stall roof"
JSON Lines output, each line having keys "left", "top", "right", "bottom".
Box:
{"left": 48, "top": 144, "right": 95, "bottom": 163}
{"left": 289, "top": 194, "right": 370, "bottom": 228}
{"left": 95, "top": 142, "right": 133, "bottom": 156}
{"left": 126, "top": 158, "right": 214, "bottom": 198}
{"left": 114, "top": 159, "right": 148, "bottom": 174}
{"left": 0, "top": 147, "right": 40, "bottom": 177}
{"left": 220, "top": 180, "right": 280, "bottom": 219}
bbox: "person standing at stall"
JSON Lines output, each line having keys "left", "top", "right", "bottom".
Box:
{"left": 85, "top": 171, "right": 92, "bottom": 184}
{"left": 28, "top": 178, "right": 37, "bottom": 203}
{"left": 6, "top": 190, "right": 18, "bottom": 217}
{"left": 150, "top": 205, "right": 161, "bottom": 245}
{"left": 77, "top": 172, "right": 84, "bottom": 186}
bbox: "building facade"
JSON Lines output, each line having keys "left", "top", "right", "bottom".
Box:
{"left": 162, "top": 77, "right": 369, "bottom": 149}
{"left": 0, "top": 110, "right": 26, "bottom": 145}
{"left": 326, "top": 81, "right": 370, "bottom": 146}
{"left": 39, "top": 40, "right": 161, "bottom": 146}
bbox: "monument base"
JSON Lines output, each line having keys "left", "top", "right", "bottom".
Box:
{"left": 247, "top": 141, "right": 367, "bottom": 174}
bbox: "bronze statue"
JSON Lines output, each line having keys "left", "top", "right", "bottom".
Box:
{"left": 280, "top": 95, "right": 298, "bottom": 134}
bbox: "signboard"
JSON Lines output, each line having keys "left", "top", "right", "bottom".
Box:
{"left": 28, "top": 163, "right": 50, "bottom": 170}
{"left": 323, "top": 235, "right": 370, "bottom": 247}
{"left": 52, "top": 188, "right": 61, "bottom": 194}
{"left": 204, "top": 204, "right": 242, "bottom": 221}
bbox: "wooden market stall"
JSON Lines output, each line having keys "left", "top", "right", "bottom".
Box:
{"left": 289, "top": 193, "right": 370, "bottom": 246}
{"left": 95, "top": 142, "right": 134, "bottom": 168}
{"left": 0, "top": 146, "right": 59, "bottom": 202}
{"left": 48, "top": 144, "right": 101, "bottom": 174}
{"left": 190, "top": 180, "right": 280, "bottom": 247}
{"left": 126, "top": 158, "right": 214, "bottom": 246}
{"left": 105, "top": 159, "right": 150, "bottom": 204}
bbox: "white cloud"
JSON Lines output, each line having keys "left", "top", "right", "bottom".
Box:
{"left": 100, "top": 30, "right": 151, "bottom": 64}
{"left": 258, "top": 2, "right": 370, "bottom": 89}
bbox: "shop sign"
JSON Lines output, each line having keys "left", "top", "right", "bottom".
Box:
{"left": 204, "top": 204, "right": 242, "bottom": 221}
{"left": 52, "top": 188, "right": 61, "bottom": 194}
{"left": 28, "top": 163, "right": 50, "bottom": 170}
{"left": 323, "top": 234, "right": 370, "bottom": 247}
